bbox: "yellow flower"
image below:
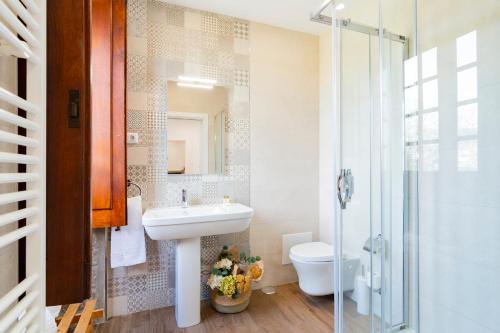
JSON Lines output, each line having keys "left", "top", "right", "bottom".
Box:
{"left": 250, "top": 261, "right": 264, "bottom": 282}
{"left": 235, "top": 274, "right": 245, "bottom": 292}
{"left": 236, "top": 273, "right": 252, "bottom": 293}
{"left": 244, "top": 273, "right": 252, "bottom": 293}
{"left": 219, "top": 275, "right": 237, "bottom": 297}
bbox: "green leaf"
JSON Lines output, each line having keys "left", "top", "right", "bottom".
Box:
{"left": 256, "top": 256, "right": 261, "bottom": 261}
{"left": 222, "top": 245, "right": 228, "bottom": 250}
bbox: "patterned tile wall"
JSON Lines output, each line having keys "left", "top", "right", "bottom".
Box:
{"left": 101, "top": 0, "right": 251, "bottom": 317}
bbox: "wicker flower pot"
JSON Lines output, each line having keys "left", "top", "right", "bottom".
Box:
{"left": 210, "top": 289, "right": 252, "bottom": 314}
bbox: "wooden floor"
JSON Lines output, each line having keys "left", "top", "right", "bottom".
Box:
{"left": 96, "top": 283, "right": 370, "bottom": 333}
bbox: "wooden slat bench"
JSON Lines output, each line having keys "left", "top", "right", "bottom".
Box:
{"left": 56, "top": 300, "right": 104, "bottom": 333}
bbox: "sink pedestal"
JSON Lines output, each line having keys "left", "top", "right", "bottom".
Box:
{"left": 142, "top": 203, "right": 254, "bottom": 328}
{"left": 175, "top": 237, "right": 201, "bottom": 327}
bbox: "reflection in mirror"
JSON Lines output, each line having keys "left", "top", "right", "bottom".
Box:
{"left": 166, "top": 80, "right": 228, "bottom": 175}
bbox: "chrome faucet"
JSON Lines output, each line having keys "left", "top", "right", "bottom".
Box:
{"left": 182, "top": 189, "right": 188, "bottom": 208}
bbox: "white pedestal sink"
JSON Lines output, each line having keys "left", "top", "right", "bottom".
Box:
{"left": 142, "top": 203, "right": 253, "bottom": 328}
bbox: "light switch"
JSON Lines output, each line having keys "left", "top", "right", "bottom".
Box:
{"left": 127, "top": 132, "right": 139, "bottom": 144}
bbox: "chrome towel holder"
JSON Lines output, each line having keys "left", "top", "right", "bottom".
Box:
{"left": 116, "top": 180, "right": 142, "bottom": 231}
{"left": 127, "top": 179, "right": 142, "bottom": 196}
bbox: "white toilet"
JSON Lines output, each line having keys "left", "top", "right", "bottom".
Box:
{"left": 289, "top": 242, "right": 359, "bottom": 296}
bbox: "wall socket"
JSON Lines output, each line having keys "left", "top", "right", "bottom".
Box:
{"left": 127, "top": 132, "right": 139, "bottom": 144}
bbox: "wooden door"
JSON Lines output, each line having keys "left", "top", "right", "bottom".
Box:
{"left": 46, "top": 0, "right": 126, "bottom": 304}
{"left": 46, "top": 0, "right": 92, "bottom": 305}
{"left": 91, "top": 0, "right": 127, "bottom": 229}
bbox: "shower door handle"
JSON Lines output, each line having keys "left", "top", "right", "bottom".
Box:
{"left": 337, "top": 169, "right": 354, "bottom": 209}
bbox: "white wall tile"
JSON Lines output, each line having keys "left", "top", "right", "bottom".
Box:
{"left": 127, "top": 147, "right": 149, "bottom": 165}
{"left": 128, "top": 36, "right": 148, "bottom": 56}
{"left": 184, "top": 11, "right": 201, "bottom": 30}
{"left": 233, "top": 86, "right": 249, "bottom": 103}
{"left": 234, "top": 38, "right": 250, "bottom": 55}
{"left": 128, "top": 92, "right": 148, "bottom": 110}
{"left": 183, "top": 62, "right": 201, "bottom": 77}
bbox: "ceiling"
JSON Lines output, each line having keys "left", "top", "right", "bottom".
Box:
{"left": 160, "top": 0, "right": 331, "bottom": 35}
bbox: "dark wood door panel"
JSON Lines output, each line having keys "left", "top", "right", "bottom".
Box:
{"left": 46, "top": 0, "right": 91, "bottom": 306}
{"left": 46, "top": 0, "right": 127, "bottom": 305}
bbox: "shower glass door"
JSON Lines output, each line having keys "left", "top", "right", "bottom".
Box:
{"left": 336, "top": 24, "right": 379, "bottom": 333}
{"left": 333, "top": 2, "right": 413, "bottom": 332}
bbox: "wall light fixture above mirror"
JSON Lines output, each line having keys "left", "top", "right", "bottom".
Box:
{"left": 177, "top": 76, "right": 217, "bottom": 89}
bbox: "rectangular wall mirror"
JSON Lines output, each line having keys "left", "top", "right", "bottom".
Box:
{"left": 166, "top": 79, "right": 227, "bottom": 175}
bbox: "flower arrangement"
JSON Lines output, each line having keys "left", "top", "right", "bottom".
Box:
{"left": 208, "top": 245, "right": 264, "bottom": 311}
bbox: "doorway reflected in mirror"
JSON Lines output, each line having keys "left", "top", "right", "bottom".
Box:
{"left": 167, "top": 80, "right": 228, "bottom": 175}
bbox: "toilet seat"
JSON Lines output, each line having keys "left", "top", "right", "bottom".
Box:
{"left": 289, "top": 242, "right": 333, "bottom": 262}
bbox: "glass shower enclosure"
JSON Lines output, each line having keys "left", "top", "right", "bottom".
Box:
{"left": 313, "top": 0, "right": 500, "bottom": 332}
{"left": 312, "top": 0, "right": 417, "bottom": 332}
{"left": 335, "top": 20, "right": 411, "bottom": 333}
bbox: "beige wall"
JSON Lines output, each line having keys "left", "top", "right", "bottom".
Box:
{"left": 250, "top": 22, "right": 319, "bottom": 287}
{"left": 318, "top": 30, "right": 334, "bottom": 245}
{"left": 0, "top": 56, "right": 18, "bottom": 298}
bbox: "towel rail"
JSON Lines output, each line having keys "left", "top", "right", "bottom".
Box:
{"left": 116, "top": 180, "right": 142, "bottom": 231}
{"left": 127, "top": 179, "right": 142, "bottom": 196}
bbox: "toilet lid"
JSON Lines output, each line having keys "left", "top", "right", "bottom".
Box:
{"left": 290, "top": 242, "right": 334, "bottom": 262}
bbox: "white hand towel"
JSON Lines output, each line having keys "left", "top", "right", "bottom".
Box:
{"left": 111, "top": 196, "right": 146, "bottom": 268}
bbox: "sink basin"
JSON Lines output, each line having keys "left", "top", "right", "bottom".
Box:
{"left": 142, "top": 203, "right": 253, "bottom": 240}
{"left": 142, "top": 203, "right": 253, "bottom": 328}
